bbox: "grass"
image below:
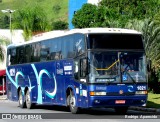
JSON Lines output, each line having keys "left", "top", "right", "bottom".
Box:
{"left": 147, "top": 92, "right": 160, "bottom": 108}
{"left": 0, "top": 0, "right": 68, "bottom": 23}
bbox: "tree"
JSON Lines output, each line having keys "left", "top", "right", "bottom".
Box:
{"left": 72, "top": 3, "right": 97, "bottom": 28}
{"left": 52, "top": 21, "right": 68, "bottom": 30}
{"left": 0, "top": 45, "right": 4, "bottom": 62}
{"left": 0, "top": 38, "right": 10, "bottom": 61}
{"left": 0, "top": 15, "right": 10, "bottom": 29}
{"left": 12, "top": 5, "right": 49, "bottom": 41}
{"left": 99, "top": 0, "right": 159, "bottom": 27}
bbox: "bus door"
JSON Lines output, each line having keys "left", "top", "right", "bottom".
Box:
{"left": 74, "top": 57, "right": 88, "bottom": 108}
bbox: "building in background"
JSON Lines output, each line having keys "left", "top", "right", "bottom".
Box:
{"left": 69, "top": 0, "right": 101, "bottom": 29}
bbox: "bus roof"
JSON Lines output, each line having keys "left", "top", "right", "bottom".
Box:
{"left": 7, "top": 28, "right": 142, "bottom": 48}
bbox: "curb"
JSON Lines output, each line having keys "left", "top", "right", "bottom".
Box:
{"left": 130, "top": 106, "right": 160, "bottom": 113}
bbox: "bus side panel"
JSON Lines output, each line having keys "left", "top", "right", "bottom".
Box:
{"left": 6, "top": 60, "right": 89, "bottom": 107}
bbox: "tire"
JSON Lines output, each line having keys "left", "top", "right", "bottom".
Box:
{"left": 114, "top": 106, "right": 128, "bottom": 114}
{"left": 25, "top": 90, "right": 34, "bottom": 109}
{"left": 18, "top": 89, "right": 26, "bottom": 108}
{"left": 68, "top": 91, "right": 80, "bottom": 114}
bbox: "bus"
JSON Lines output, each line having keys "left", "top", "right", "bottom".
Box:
{"left": 6, "top": 28, "right": 148, "bottom": 114}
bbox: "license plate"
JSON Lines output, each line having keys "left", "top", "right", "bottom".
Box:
{"left": 115, "top": 100, "right": 125, "bottom": 104}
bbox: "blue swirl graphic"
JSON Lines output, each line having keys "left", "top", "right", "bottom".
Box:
{"left": 15, "top": 71, "right": 24, "bottom": 86}
{"left": 39, "top": 70, "right": 57, "bottom": 99}
{"left": 6, "top": 69, "right": 35, "bottom": 95}
{"left": 31, "top": 64, "right": 43, "bottom": 104}
{"left": 45, "top": 74, "right": 57, "bottom": 99}
{"left": 28, "top": 76, "right": 35, "bottom": 92}
{"left": 7, "top": 64, "right": 57, "bottom": 104}
{"left": 15, "top": 71, "right": 25, "bottom": 95}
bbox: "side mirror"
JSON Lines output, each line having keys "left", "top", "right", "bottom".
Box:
{"left": 147, "top": 59, "right": 151, "bottom": 72}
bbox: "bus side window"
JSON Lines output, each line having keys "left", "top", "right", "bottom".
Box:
{"left": 74, "top": 61, "right": 79, "bottom": 80}
{"left": 10, "top": 48, "right": 16, "bottom": 65}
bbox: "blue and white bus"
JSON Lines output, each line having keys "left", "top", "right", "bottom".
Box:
{"left": 6, "top": 28, "right": 148, "bottom": 114}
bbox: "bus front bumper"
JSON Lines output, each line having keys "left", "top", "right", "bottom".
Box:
{"left": 88, "top": 95, "right": 147, "bottom": 108}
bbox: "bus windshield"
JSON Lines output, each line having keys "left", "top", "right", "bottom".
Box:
{"left": 88, "top": 51, "right": 147, "bottom": 83}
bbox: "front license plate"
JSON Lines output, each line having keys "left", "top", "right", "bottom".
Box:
{"left": 115, "top": 100, "right": 125, "bottom": 104}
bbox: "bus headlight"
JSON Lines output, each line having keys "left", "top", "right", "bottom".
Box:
{"left": 135, "top": 90, "right": 148, "bottom": 95}
{"left": 90, "top": 92, "right": 106, "bottom": 96}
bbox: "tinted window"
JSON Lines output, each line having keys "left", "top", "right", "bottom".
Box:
{"left": 62, "top": 35, "right": 74, "bottom": 59}
{"left": 62, "top": 33, "right": 85, "bottom": 59}
{"left": 24, "top": 45, "right": 32, "bottom": 63}
{"left": 10, "top": 48, "right": 16, "bottom": 65}
{"left": 8, "top": 33, "right": 86, "bottom": 65}
{"left": 41, "top": 41, "right": 50, "bottom": 61}
{"left": 88, "top": 34, "right": 144, "bottom": 49}
{"left": 74, "top": 33, "right": 85, "bottom": 56}
{"left": 31, "top": 43, "right": 41, "bottom": 62}
{"left": 16, "top": 46, "right": 25, "bottom": 64}
{"left": 49, "top": 38, "right": 62, "bottom": 60}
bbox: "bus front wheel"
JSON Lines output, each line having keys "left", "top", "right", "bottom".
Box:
{"left": 18, "top": 89, "right": 26, "bottom": 108}
{"left": 68, "top": 91, "right": 80, "bottom": 114}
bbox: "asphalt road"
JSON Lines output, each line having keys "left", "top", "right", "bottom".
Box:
{"left": 0, "top": 100, "right": 159, "bottom": 122}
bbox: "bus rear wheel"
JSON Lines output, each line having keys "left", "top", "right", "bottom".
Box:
{"left": 26, "top": 90, "right": 34, "bottom": 109}
{"left": 68, "top": 91, "right": 80, "bottom": 114}
{"left": 18, "top": 89, "right": 26, "bottom": 108}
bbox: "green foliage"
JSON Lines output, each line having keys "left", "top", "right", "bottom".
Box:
{"left": 0, "top": 15, "right": 9, "bottom": 29}
{"left": 52, "top": 4, "right": 61, "bottom": 14}
{"left": 72, "top": 0, "right": 159, "bottom": 28}
{"left": 12, "top": 5, "right": 49, "bottom": 41}
{"left": 52, "top": 20, "right": 68, "bottom": 30}
{"left": 147, "top": 92, "right": 160, "bottom": 108}
{"left": 72, "top": 3, "right": 97, "bottom": 28}
{"left": 0, "top": 0, "right": 68, "bottom": 28}
{"left": 0, "top": 38, "right": 10, "bottom": 61}
{"left": 0, "top": 37, "right": 10, "bottom": 46}
{"left": 0, "top": 45, "right": 4, "bottom": 61}
{"left": 100, "top": 0, "right": 159, "bottom": 20}
{"left": 142, "top": 18, "right": 160, "bottom": 71}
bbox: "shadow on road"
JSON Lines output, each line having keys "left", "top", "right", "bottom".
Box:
{"left": 28, "top": 104, "right": 155, "bottom": 115}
